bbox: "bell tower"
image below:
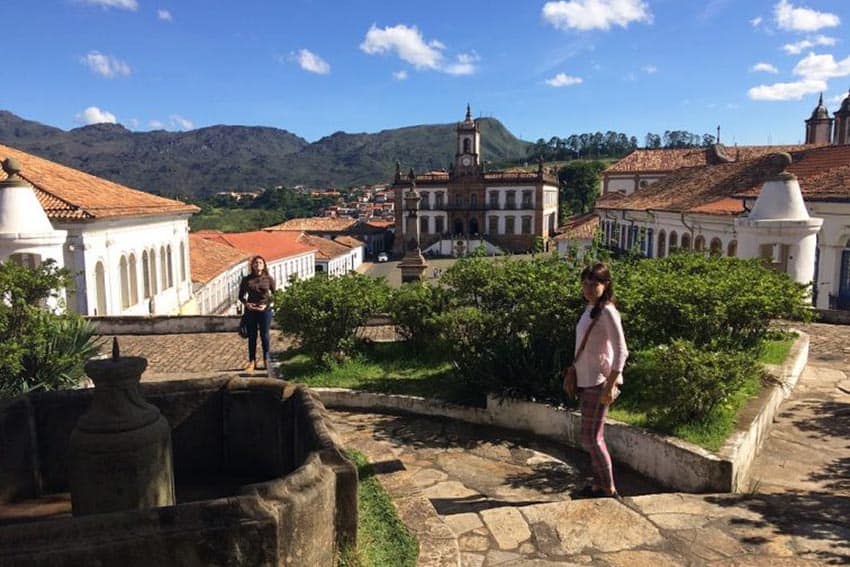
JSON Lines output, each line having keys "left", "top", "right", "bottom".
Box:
{"left": 805, "top": 93, "right": 833, "bottom": 144}
{"left": 455, "top": 104, "right": 480, "bottom": 176}
{"left": 834, "top": 89, "right": 850, "bottom": 145}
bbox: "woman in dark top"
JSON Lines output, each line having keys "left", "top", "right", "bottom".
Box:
{"left": 238, "top": 255, "right": 276, "bottom": 371}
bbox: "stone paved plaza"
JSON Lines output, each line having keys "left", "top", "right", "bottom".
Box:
{"left": 108, "top": 322, "right": 850, "bottom": 565}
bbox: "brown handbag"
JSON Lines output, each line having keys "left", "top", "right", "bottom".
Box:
{"left": 563, "top": 315, "right": 599, "bottom": 398}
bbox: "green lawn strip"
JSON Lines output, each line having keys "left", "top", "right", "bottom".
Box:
{"left": 287, "top": 336, "right": 794, "bottom": 452}
{"left": 280, "top": 343, "right": 484, "bottom": 405}
{"left": 758, "top": 336, "right": 795, "bottom": 366}
{"left": 338, "top": 450, "right": 418, "bottom": 567}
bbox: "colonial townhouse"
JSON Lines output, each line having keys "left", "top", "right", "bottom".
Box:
{"left": 0, "top": 143, "right": 198, "bottom": 316}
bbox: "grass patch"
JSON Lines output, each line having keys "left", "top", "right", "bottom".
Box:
{"left": 279, "top": 342, "right": 485, "bottom": 406}
{"left": 288, "top": 334, "right": 797, "bottom": 453}
{"left": 339, "top": 450, "right": 418, "bottom": 567}
{"left": 758, "top": 336, "right": 796, "bottom": 366}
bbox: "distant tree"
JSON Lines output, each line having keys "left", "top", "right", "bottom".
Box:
{"left": 558, "top": 160, "right": 606, "bottom": 220}
{"left": 645, "top": 133, "right": 662, "bottom": 149}
{"left": 702, "top": 134, "right": 717, "bottom": 147}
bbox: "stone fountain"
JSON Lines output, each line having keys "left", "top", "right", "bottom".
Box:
{"left": 0, "top": 345, "right": 356, "bottom": 566}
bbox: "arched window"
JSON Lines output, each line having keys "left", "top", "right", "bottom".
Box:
{"left": 128, "top": 253, "right": 138, "bottom": 305}
{"left": 119, "top": 255, "right": 130, "bottom": 309}
{"left": 463, "top": 138, "right": 471, "bottom": 153}
{"left": 166, "top": 245, "right": 174, "bottom": 288}
{"left": 142, "top": 251, "right": 151, "bottom": 298}
{"left": 160, "top": 246, "right": 168, "bottom": 289}
{"left": 8, "top": 253, "right": 41, "bottom": 268}
{"left": 669, "top": 231, "right": 678, "bottom": 251}
{"left": 180, "top": 241, "right": 187, "bottom": 281}
{"left": 681, "top": 233, "right": 692, "bottom": 250}
{"left": 727, "top": 240, "right": 737, "bottom": 257}
{"left": 150, "top": 249, "right": 158, "bottom": 295}
{"left": 694, "top": 235, "right": 705, "bottom": 252}
{"left": 94, "top": 261, "right": 107, "bottom": 315}
{"left": 657, "top": 230, "right": 667, "bottom": 258}
{"left": 710, "top": 238, "right": 723, "bottom": 257}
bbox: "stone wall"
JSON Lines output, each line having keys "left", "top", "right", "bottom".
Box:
{"left": 0, "top": 378, "right": 357, "bottom": 566}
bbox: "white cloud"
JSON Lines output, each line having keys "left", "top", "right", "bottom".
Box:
{"left": 542, "top": 0, "right": 652, "bottom": 31}
{"left": 443, "top": 53, "right": 479, "bottom": 76}
{"left": 545, "top": 72, "right": 583, "bottom": 87}
{"left": 751, "top": 62, "right": 779, "bottom": 73}
{"left": 774, "top": 0, "right": 839, "bottom": 32}
{"left": 81, "top": 51, "right": 131, "bottom": 78}
{"left": 125, "top": 118, "right": 140, "bottom": 129}
{"left": 642, "top": 64, "right": 657, "bottom": 74}
{"left": 80, "top": 0, "right": 138, "bottom": 10}
{"left": 793, "top": 52, "right": 850, "bottom": 81}
{"left": 169, "top": 114, "right": 194, "bottom": 130}
{"left": 360, "top": 24, "right": 478, "bottom": 75}
{"left": 157, "top": 9, "right": 172, "bottom": 21}
{"left": 747, "top": 78, "right": 826, "bottom": 100}
{"left": 292, "top": 48, "right": 330, "bottom": 74}
{"left": 361, "top": 24, "right": 443, "bottom": 69}
{"left": 751, "top": 16, "right": 763, "bottom": 27}
{"left": 149, "top": 120, "right": 165, "bottom": 130}
{"left": 828, "top": 92, "right": 849, "bottom": 105}
{"left": 75, "top": 106, "right": 117, "bottom": 125}
{"left": 393, "top": 70, "right": 408, "bottom": 81}
{"left": 782, "top": 35, "right": 836, "bottom": 55}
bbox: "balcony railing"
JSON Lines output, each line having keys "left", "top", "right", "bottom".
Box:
{"left": 412, "top": 202, "right": 535, "bottom": 212}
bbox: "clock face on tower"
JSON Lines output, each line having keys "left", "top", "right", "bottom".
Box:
{"left": 461, "top": 156, "right": 471, "bottom": 166}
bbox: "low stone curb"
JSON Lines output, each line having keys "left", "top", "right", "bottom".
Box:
{"left": 309, "top": 331, "right": 809, "bottom": 494}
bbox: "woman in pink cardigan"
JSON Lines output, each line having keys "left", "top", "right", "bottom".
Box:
{"left": 570, "top": 262, "right": 628, "bottom": 499}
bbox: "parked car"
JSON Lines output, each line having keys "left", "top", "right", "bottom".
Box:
{"left": 377, "top": 252, "right": 388, "bottom": 263}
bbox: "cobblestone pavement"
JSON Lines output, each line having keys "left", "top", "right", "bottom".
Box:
{"left": 330, "top": 323, "right": 850, "bottom": 566}
{"left": 101, "top": 331, "right": 288, "bottom": 380}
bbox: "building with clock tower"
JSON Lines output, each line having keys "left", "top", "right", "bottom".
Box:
{"left": 392, "top": 106, "right": 560, "bottom": 256}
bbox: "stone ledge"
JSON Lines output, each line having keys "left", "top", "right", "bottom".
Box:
{"left": 311, "top": 331, "right": 809, "bottom": 494}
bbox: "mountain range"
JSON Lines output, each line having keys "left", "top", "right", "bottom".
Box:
{"left": 0, "top": 110, "right": 531, "bottom": 199}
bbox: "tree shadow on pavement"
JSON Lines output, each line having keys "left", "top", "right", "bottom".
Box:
{"left": 705, "top": 491, "right": 850, "bottom": 565}
{"left": 363, "top": 411, "right": 664, "bottom": 500}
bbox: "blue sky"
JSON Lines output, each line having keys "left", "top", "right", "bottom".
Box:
{"left": 4, "top": 0, "right": 850, "bottom": 146}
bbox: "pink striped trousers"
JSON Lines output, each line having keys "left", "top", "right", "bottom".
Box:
{"left": 579, "top": 384, "right": 614, "bottom": 491}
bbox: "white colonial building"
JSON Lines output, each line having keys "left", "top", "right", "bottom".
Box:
{"left": 392, "top": 106, "right": 560, "bottom": 255}
{"left": 0, "top": 143, "right": 198, "bottom": 316}
{"left": 573, "top": 92, "right": 850, "bottom": 311}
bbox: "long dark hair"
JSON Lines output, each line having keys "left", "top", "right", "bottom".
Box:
{"left": 249, "top": 255, "right": 268, "bottom": 276}
{"left": 581, "top": 262, "right": 615, "bottom": 320}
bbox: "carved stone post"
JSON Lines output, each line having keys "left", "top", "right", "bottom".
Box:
{"left": 68, "top": 339, "right": 175, "bottom": 516}
{"left": 398, "top": 169, "right": 428, "bottom": 283}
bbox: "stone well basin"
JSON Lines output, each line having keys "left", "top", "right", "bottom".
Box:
{"left": 0, "top": 377, "right": 357, "bottom": 566}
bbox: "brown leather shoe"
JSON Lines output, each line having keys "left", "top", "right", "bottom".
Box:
{"left": 244, "top": 361, "right": 255, "bottom": 372}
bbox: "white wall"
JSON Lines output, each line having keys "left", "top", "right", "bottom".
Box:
{"left": 56, "top": 214, "right": 193, "bottom": 316}
{"left": 807, "top": 202, "right": 850, "bottom": 309}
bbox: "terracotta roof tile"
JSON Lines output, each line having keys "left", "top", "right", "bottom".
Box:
{"left": 334, "top": 235, "right": 365, "bottom": 248}
{"left": 193, "top": 230, "right": 316, "bottom": 262}
{"left": 600, "top": 145, "right": 850, "bottom": 214}
{"left": 554, "top": 213, "right": 599, "bottom": 241}
{"left": 604, "top": 144, "right": 814, "bottom": 174}
{"left": 188, "top": 234, "right": 250, "bottom": 284}
{"left": 0, "top": 143, "right": 199, "bottom": 220}
{"left": 297, "top": 234, "right": 352, "bottom": 260}
{"left": 597, "top": 155, "right": 784, "bottom": 214}
{"left": 267, "top": 217, "right": 359, "bottom": 232}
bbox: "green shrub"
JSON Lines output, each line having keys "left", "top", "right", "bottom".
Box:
{"left": 617, "top": 254, "right": 812, "bottom": 351}
{"left": 388, "top": 282, "right": 452, "bottom": 354}
{"left": 0, "top": 260, "right": 99, "bottom": 399}
{"left": 275, "top": 272, "right": 390, "bottom": 363}
{"left": 438, "top": 255, "right": 584, "bottom": 400}
{"left": 625, "top": 339, "right": 762, "bottom": 430}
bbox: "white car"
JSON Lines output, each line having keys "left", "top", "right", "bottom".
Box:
{"left": 377, "top": 252, "right": 388, "bottom": 263}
